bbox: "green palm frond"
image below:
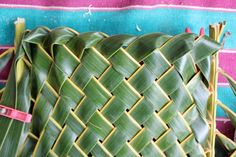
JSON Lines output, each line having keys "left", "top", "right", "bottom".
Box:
{"left": 0, "top": 19, "right": 229, "bottom": 157}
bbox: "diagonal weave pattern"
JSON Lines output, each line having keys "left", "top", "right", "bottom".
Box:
{"left": 1, "top": 26, "right": 222, "bottom": 157}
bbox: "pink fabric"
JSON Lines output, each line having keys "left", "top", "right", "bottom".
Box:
{"left": 0, "top": 0, "right": 235, "bottom": 9}
{"left": 0, "top": 105, "right": 32, "bottom": 123}
{"left": 217, "top": 118, "right": 235, "bottom": 140}
{"left": 219, "top": 51, "right": 236, "bottom": 83}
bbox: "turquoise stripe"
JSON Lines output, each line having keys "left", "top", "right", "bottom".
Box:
{"left": 217, "top": 86, "right": 236, "bottom": 117}
{"left": 0, "top": 83, "right": 4, "bottom": 90}
{"left": 0, "top": 8, "right": 235, "bottom": 48}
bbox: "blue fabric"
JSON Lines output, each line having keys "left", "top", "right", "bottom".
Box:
{"left": 217, "top": 86, "right": 236, "bottom": 117}
{"left": 0, "top": 8, "right": 235, "bottom": 48}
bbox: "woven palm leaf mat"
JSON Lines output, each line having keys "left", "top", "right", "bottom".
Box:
{"left": 0, "top": 20, "right": 228, "bottom": 157}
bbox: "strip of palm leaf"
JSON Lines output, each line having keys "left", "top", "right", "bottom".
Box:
{"left": 0, "top": 19, "right": 225, "bottom": 157}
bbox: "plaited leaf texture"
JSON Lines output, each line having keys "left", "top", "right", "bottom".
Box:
{"left": 0, "top": 20, "right": 226, "bottom": 157}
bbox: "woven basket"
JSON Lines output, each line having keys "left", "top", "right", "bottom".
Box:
{"left": 0, "top": 20, "right": 227, "bottom": 157}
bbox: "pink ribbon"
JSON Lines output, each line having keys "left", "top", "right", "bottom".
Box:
{"left": 0, "top": 105, "right": 32, "bottom": 123}
{"left": 185, "top": 27, "right": 205, "bottom": 36}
